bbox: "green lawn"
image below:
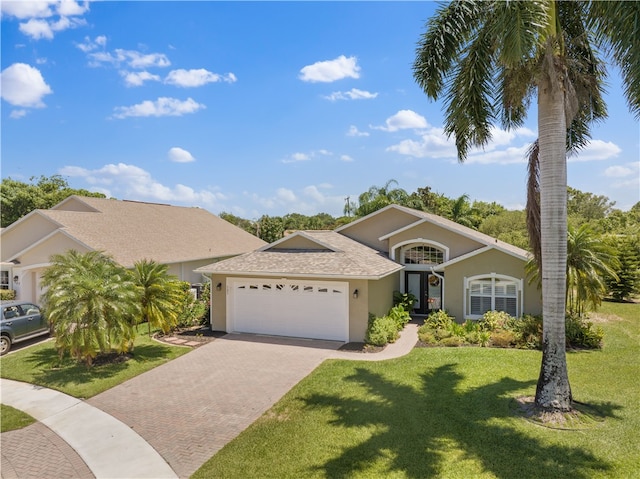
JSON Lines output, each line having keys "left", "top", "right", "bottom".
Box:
{"left": 1, "top": 404, "right": 36, "bottom": 432}
{"left": 193, "top": 302, "right": 640, "bottom": 479}
{"left": 0, "top": 325, "right": 190, "bottom": 399}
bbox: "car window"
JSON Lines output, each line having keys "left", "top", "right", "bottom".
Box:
{"left": 20, "top": 304, "right": 40, "bottom": 316}
{"left": 3, "top": 306, "right": 20, "bottom": 320}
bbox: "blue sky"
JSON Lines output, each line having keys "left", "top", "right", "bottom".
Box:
{"left": 2, "top": 1, "right": 639, "bottom": 219}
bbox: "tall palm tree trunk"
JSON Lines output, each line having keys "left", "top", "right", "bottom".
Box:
{"left": 535, "top": 72, "right": 572, "bottom": 411}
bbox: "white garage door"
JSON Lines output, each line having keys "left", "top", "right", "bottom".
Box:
{"left": 228, "top": 278, "right": 349, "bottom": 341}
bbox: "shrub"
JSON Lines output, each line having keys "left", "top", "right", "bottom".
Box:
{"left": 393, "top": 291, "right": 417, "bottom": 312}
{"left": 0, "top": 289, "right": 16, "bottom": 301}
{"left": 424, "top": 309, "right": 455, "bottom": 329}
{"left": 365, "top": 314, "right": 399, "bottom": 346}
{"left": 511, "top": 314, "right": 542, "bottom": 349}
{"left": 490, "top": 330, "right": 517, "bottom": 348}
{"left": 418, "top": 330, "right": 437, "bottom": 345}
{"left": 565, "top": 313, "right": 604, "bottom": 349}
{"left": 441, "top": 336, "right": 463, "bottom": 347}
{"left": 387, "top": 305, "right": 411, "bottom": 331}
{"left": 478, "top": 310, "right": 514, "bottom": 331}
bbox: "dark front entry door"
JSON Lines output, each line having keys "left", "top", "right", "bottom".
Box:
{"left": 405, "top": 272, "right": 443, "bottom": 315}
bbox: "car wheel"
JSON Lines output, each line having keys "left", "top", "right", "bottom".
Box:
{"left": 0, "top": 335, "right": 11, "bottom": 356}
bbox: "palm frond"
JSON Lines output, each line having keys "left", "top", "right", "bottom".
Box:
{"left": 525, "top": 140, "right": 541, "bottom": 275}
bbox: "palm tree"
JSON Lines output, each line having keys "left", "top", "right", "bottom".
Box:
{"left": 132, "top": 259, "right": 184, "bottom": 336}
{"left": 449, "top": 194, "right": 477, "bottom": 228}
{"left": 41, "top": 250, "right": 140, "bottom": 366}
{"left": 566, "top": 224, "right": 618, "bottom": 315}
{"left": 355, "top": 179, "right": 423, "bottom": 217}
{"left": 413, "top": 1, "right": 639, "bottom": 411}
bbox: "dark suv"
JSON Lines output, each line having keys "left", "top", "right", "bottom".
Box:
{"left": 1, "top": 301, "right": 49, "bottom": 355}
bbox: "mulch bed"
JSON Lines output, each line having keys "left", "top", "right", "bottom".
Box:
{"left": 338, "top": 342, "right": 386, "bottom": 353}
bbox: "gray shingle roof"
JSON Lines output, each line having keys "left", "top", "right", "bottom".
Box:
{"left": 36, "top": 196, "right": 266, "bottom": 267}
{"left": 197, "top": 230, "right": 403, "bottom": 279}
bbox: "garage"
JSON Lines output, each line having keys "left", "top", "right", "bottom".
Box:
{"left": 227, "top": 278, "right": 349, "bottom": 341}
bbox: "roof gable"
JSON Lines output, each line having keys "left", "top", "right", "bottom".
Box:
{"left": 261, "top": 231, "right": 339, "bottom": 252}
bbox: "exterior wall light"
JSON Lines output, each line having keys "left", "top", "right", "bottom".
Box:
{"left": 353, "top": 289, "right": 359, "bottom": 299}
{"left": 216, "top": 282, "right": 222, "bottom": 291}
{"left": 13, "top": 276, "right": 19, "bottom": 284}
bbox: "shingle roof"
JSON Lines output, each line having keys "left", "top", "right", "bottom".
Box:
{"left": 197, "top": 230, "right": 403, "bottom": 279}
{"left": 36, "top": 196, "right": 266, "bottom": 267}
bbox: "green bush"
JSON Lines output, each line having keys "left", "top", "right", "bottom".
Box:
{"left": 511, "top": 314, "right": 542, "bottom": 349}
{"left": 478, "top": 310, "right": 514, "bottom": 331}
{"left": 565, "top": 313, "right": 604, "bottom": 349}
{"left": 175, "top": 282, "right": 209, "bottom": 330}
{"left": 423, "top": 309, "right": 456, "bottom": 329}
{"left": 387, "top": 305, "right": 411, "bottom": 331}
{"left": 490, "top": 330, "right": 517, "bottom": 348}
{"left": 365, "top": 314, "right": 399, "bottom": 346}
{"left": 441, "top": 336, "right": 463, "bottom": 347}
{"left": 0, "top": 289, "right": 16, "bottom": 301}
{"left": 392, "top": 291, "right": 417, "bottom": 312}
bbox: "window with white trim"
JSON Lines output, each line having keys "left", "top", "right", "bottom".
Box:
{"left": 467, "top": 276, "right": 519, "bottom": 317}
{"left": 0, "top": 271, "right": 9, "bottom": 290}
{"left": 403, "top": 245, "right": 444, "bottom": 265}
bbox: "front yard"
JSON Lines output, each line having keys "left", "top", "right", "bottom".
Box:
{"left": 193, "top": 301, "right": 640, "bottom": 479}
{"left": 0, "top": 325, "right": 189, "bottom": 399}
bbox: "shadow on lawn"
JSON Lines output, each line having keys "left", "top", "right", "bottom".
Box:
{"left": 304, "top": 364, "right": 614, "bottom": 479}
{"left": 24, "top": 343, "right": 169, "bottom": 388}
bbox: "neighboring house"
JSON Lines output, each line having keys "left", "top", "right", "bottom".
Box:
{"left": 0, "top": 196, "right": 266, "bottom": 304}
{"left": 197, "top": 204, "right": 542, "bottom": 343}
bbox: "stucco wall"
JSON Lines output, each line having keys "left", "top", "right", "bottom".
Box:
{"left": 387, "top": 222, "right": 484, "bottom": 260}
{"left": 339, "top": 208, "right": 417, "bottom": 251}
{"left": 443, "top": 248, "right": 541, "bottom": 320}
{"left": 0, "top": 214, "right": 59, "bottom": 261}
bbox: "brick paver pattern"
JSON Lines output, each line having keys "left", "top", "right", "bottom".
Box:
{"left": 1, "top": 422, "right": 94, "bottom": 479}
{"left": 87, "top": 334, "right": 339, "bottom": 479}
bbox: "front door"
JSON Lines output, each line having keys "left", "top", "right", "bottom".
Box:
{"left": 405, "top": 272, "right": 443, "bottom": 315}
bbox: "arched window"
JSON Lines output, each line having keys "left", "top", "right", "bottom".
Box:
{"left": 465, "top": 274, "right": 521, "bottom": 318}
{"left": 403, "top": 245, "right": 444, "bottom": 265}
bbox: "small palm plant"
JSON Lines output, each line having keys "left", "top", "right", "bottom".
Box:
{"left": 42, "top": 250, "right": 141, "bottom": 366}
{"left": 132, "top": 259, "right": 184, "bottom": 336}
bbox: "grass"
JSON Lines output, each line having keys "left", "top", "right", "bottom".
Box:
{"left": 1, "top": 404, "right": 36, "bottom": 432}
{"left": 193, "top": 301, "right": 640, "bottom": 479}
{"left": 0, "top": 324, "right": 190, "bottom": 399}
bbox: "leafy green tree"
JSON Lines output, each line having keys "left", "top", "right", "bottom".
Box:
{"left": 1, "top": 175, "right": 106, "bottom": 227}
{"left": 257, "top": 215, "right": 284, "bottom": 243}
{"left": 567, "top": 187, "right": 616, "bottom": 225}
{"left": 448, "top": 194, "right": 478, "bottom": 228}
{"left": 413, "top": 0, "right": 639, "bottom": 411}
{"left": 479, "top": 210, "right": 530, "bottom": 250}
{"left": 41, "top": 250, "right": 140, "bottom": 366}
{"left": 566, "top": 224, "right": 618, "bottom": 315}
{"left": 132, "top": 259, "right": 184, "bottom": 336}
{"left": 355, "top": 179, "right": 423, "bottom": 217}
{"left": 219, "top": 212, "right": 256, "bottom": 235}
{"left": 604, "top": 234, "right": 640, "bottom": 301}
{"left": 410, "top": 186, "right": 451, "bottom": 217}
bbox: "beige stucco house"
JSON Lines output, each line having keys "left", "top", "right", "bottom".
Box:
{"left": 0, "top": 195, "right": 266, "bottom": 304}
{"left": 197, "top": 204, "right": 542, "bottom": 343}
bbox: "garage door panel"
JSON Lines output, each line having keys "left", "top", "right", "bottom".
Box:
{"left": 229, "top": 279, "right": 348, "bottom": 341}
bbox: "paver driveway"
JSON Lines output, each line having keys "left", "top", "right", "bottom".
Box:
{"left": 87, "top": 333, "right": 343, "bottom": 479}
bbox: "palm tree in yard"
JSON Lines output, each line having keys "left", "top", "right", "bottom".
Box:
{"left": 413, "top": 1, "right": 639, "bottom": 411}
{"left": 42, "top": 250, "right": 140, "bottom": 366}
{"left": 132, "top": 259, "right": 184, "bottom": 336}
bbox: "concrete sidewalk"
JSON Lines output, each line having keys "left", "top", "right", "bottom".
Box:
{"left": 0, "top": 379, "right": 177, "bottom": 479}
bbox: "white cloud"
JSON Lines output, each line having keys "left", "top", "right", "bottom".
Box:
{"left": 59, "top": 162, "right": 225, "bottom": 208}
{"left": 121, "top": 70, "right": 161, "bottom": 87}
{"left": 569, "top": 139, "right": 622, "bottom": 162}
{"left": 340, "top": 155, "right": 354, "bottom": 162}
{"left": 347, "top": 125, "right": 369, "bottom": 137}
{"left": 9, "top": 109, "right": 28, "bottom": 119}
{"left": 111, "top": 97, "right": 205, "bottom": 119}
{"left": 386, "top": 125, "right": 537, "bottom": 164}
{"left": 1, "top": 1, "right": 55, "bottom": 19}
{"left": 246, "top": 184, "right": 342, "bottom": 215}
{"left": 89, "top": 49, "right": 170, "bottom": 69}
{"left": 4, "top": 1, "right": 89, "bottom": 40}
{"left": 282, "top": 152, "right": 310, "bottom": 164}
{"left": 164, "top": 69, "right": 237, "bottom": 87}
{"left": 168, "top": 147, "right": 195, "bottom": 163}
{"left": 76, "top": 35, "right": 107, "bottom": 53}
{"left": 0, "top": 63, "right": 52, "bottom": 108}
{"left": 604, "top": 164, "right": 635, "bottom": 178}
{"left": 324, "top": 88, "right": 378, "bottom": 101}
{"left": 299, "top": 55, "right": 360, "bottom": 83}
{"left": 604, "top": 162, "right": 640, "bottom": 190}
{"left": 372, "top": 109, "right": 429, "bottom": 132}
{"left": 276, "top": 188, "right": 297, "bottom": 202}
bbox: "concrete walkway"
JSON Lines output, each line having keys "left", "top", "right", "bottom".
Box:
{"left": 1, "top": 323, "right": 417, "bottom": 479}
